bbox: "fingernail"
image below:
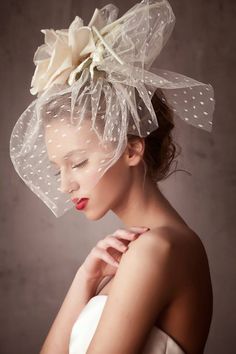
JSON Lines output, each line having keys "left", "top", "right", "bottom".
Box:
{"left": 129, "top": 227, "right": 150, "bottom": 235}
{"left": 132, "top": 226, "right": 149, "bottom": 229}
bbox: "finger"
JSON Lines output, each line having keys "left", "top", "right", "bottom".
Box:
{"left": 112, "top": 229, "right": 139, "bottom": 240}
{"left": 129, "top": 226, "right": 150, "bottom": 233}
{"left": 95, "top": 247, "right": 119, "bottom": 267}
{"left": 98, "top": 236, "right": 128, "bottom": 253}
{"left": 106, "top": 237, "right": 128, "bottom": 252}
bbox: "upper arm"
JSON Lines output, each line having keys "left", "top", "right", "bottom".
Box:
{"left": 86, "top": 231, "right": 178, "bottom": 354}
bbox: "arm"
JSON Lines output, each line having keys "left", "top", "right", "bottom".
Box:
{"left": 39, "top": 267, "right": 102, "bottom": 354}
{"left": 39, "top": 226, "right": 148, "bottom": 354}
{"left": 86, "top": 231, "right": 179, "bottom": 354}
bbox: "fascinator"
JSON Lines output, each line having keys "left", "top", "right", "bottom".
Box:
{"left": 9, "top": 0, "right": 215, "bottom": 217}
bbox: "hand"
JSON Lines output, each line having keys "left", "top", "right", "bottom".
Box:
{"left": 80, "top": 226, "right": 150, "bottom": 281}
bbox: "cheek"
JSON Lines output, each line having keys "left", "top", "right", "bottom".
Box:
{"left": 75, "top": 154, "right": 131, "bottom": 199}
{"left": 97, "top": 161, "right": 131, "bottom": 197}
{"left": 74, "top": 169, "right": 102, "bottom": 194}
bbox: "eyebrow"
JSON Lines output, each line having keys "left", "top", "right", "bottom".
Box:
{"left": 49, "top": 148, "right": 86, "bottom": 164}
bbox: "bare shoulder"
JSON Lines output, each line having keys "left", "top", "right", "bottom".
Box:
{"left": 144, "top": 223, "right": 206, "bottom": 253}
{"left": 127, "top": 223, "right": 211, "bottom": 288}
{"left": 128, "top": 224, "right": 205, "bottom": 260}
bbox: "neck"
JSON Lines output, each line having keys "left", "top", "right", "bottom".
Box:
{"left": 111, "top": 174, "right": 186, "bottom": 230}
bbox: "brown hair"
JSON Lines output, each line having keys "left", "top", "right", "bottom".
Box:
{"left": 128, "top": 88, "right": 184, "bottom": 183}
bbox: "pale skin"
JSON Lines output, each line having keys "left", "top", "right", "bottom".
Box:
{"left": 40, "top": 119, "right": 213, "bottom": 354}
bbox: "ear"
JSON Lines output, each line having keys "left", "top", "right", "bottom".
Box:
{"left": 125, "top": 136, "right": 145, "bottom": 167}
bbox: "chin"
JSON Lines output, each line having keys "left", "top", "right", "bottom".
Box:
{"left": 84, "top": 207, "right": 109, "bottom": 221}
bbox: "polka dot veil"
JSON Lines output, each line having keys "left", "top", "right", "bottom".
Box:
{"left": 9, "top": 0, "right": 215, "bottom": 217}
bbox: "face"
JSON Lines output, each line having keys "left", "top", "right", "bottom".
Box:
{"left": 45, "top": 118, "right": 135, "bottom": 220}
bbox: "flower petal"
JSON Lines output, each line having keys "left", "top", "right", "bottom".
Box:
{"left": 44, "top": 66, "right": 73, "bottom": 90}
{"left": 33, "top": 44, "right": 51, "bottom": 63}
{"left": 55, "top": 29, "right": 69, "bottom": 45}
{"left": 88, "top": 8, "right": 107, "bottom": 30}
{"left": 69, "top": 15, "right": 83, "bottom": 32}
{"left": 31, "top": 59, "right": 50, "bottom": 91}
{"left": 43, "top": 57, "right": 74, "bottom": 90}
{"left": 68, "top": 17, "right": 94, "bottom": 63}
{"left": 30, "top": 86, "right": 38, "bottom": 95}
{"left": 41, "top": 29, "right": 58, "bottom": 49}
{"left": 79, "top": 30, "right": 97, "bottom": 57}
{"left": 46, "top": 36, "right": 71, "bottom": 77}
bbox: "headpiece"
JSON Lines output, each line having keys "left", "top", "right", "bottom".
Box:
{"left": 9, "top": 0, "right": 215, "bottom": 217}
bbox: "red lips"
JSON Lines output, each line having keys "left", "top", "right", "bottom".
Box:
{"left": 76, "top": 198, "right": 89, "bottom": 210}
{"left": 71, "top": 198, "right": 89, "bottom": 204}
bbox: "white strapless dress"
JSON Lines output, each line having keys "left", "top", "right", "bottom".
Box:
{"left": 69, "top": 276, "right": 185, "bottom": 354}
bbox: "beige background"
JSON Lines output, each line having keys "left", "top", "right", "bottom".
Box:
{"left": 1, "top": 0, "right": 235, "bottom": 353}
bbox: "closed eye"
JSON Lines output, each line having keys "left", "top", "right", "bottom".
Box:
{"left": 54, "top": 160, "right": 88, "bottom": 176}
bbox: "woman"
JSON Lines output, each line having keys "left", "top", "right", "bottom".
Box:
{"left": 9, "top": 1, "right": 215, "bottom": 353}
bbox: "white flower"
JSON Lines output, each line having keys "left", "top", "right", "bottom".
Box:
{"left": 30, "top": 9, "right": 107, "bottom": 95}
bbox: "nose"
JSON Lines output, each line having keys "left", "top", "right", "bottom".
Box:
{"left": 59, "top": 169, "right": 79, "bottom": 194}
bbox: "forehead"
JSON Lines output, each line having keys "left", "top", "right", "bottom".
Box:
{"left": 44, "top": 119, "right": 111, "bottom": 161}
{"left": 45, "top": 119, "right": 92, "bottom": 143}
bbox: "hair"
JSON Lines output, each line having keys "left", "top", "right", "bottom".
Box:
{"left": 128, "top": 88, "right": 184, "bottom": 184}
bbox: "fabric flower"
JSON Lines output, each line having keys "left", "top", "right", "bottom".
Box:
{"left": 30, "top": 9, "right": 108, "bottom": 95}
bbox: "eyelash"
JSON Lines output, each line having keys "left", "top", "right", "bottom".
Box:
{"left": 54, "top": 160, "right": 88, "bottom": 176}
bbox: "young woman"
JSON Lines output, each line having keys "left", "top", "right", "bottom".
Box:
{"left": 34, "top": 86, "right": 213, "bottom": 354}
{"left": 9, "top": 1, "right": 215, "bottom": 353}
